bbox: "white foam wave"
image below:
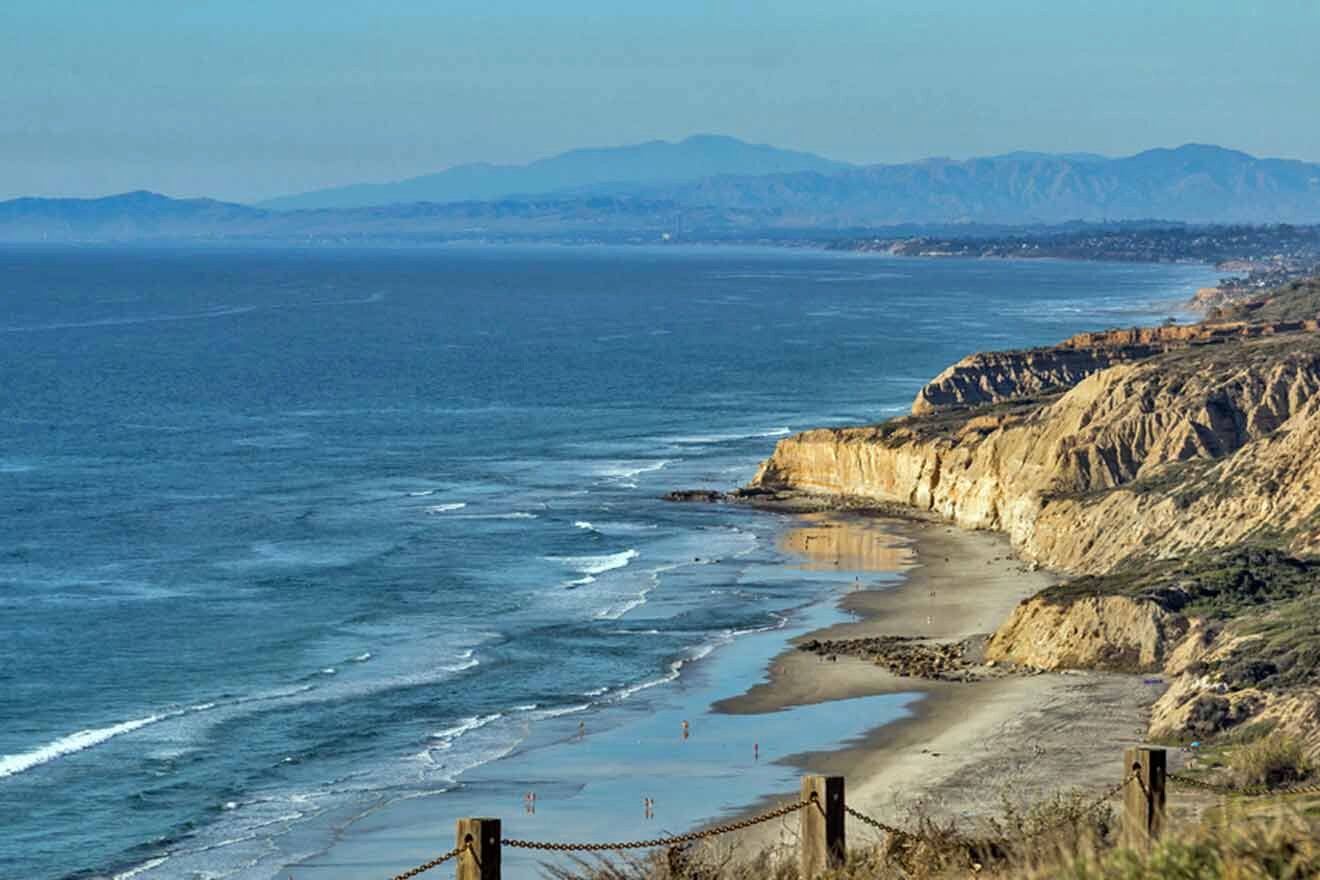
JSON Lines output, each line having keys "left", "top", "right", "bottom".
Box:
{"left": 351, "top": 652, "right": 372, "bottom": 663}
{"left": 576, "top": 520, "right": 658, "bottom": 536}
{"left": 666, "top": 426, "right": 791, "bottom": 444}
{"left": 447, "top": 511, "right": 538, "bottom": 520}
{"left": 612, "top": 640, "right": 727, "bottom": 701}
{"left": 531, "top": 703, "right": 591, "bottom": 720}
{"left": 593, "top": 459, "right": 673, "bottom": 481}
{"left": 408, "top": 489, "right": 438, "bottom": 497}
{"left": 0, "top": 713, "right": 170, "bottom": 779}
{"left": 562, "top": 575, "right": 596, "bottom": 588}
{"left": 439, "top": 657, "right": 480, "bottom": 674}
{"left": 687, "top": 644, "right": 716, "bottom": 663}
{"left": 431, "top": 713, "right": 503, "bottom": 742}
{"left": 547, "top": 549, "right": 638, "bottom": 575}
{"left": 426, "top": 502, "right": 467, "bottom": 513}
{"left": 112, "top": 856, "right": 170, "bottom": 879}
{"left": 614, "top": 670, "right": 679, "bottom": 701}
{"left": 593, "top": 595, "right": 648, "bottom": 620}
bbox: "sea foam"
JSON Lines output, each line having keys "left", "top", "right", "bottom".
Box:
{"left": 546, "top": 549, "right": 639, "bottom": 575}
{"left": 431, "top": 713, "right": 502, "bottom": 743}
{"left": 666, "top": 426, "right": 791, "bottom": 444}
{"left": 0, "top": 714, "right": 171, "bottom": 779}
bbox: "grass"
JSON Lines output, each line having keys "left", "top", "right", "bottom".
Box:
{"left": 544, "top": 807, "right": 1320, "bottom": 879}
{"left": 1048, "top": 813, "right": 1320, "bottom": 880}
{"left": 1228, "top": 732, "right": 1315, "bottom": 790}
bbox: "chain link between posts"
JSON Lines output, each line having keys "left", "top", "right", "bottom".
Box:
{"left": 388, "top": 841, "right": 471, "bottom": 880}
{"left": 845, "top": 768, "right": 1139, "bottom": 846}
{"left": 388, "top": 766, "right": 1293, "bottom": 877}
{"left": 501, "top": 794, "right": 815, "bottom": 852}
{"left": 1168, "top": 773, "right": 1320, "bottom": 798}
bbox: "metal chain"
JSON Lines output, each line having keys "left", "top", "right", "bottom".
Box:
{"left": 844, "top": 805, "right": 915, "bottom": 840}
{"left": 388, "top": 841, "right": 470, "bottom": 880}
{"left": 1169, "top": 772, "right": 1320, "bottom": 798}
{"left": 388, "top": 769, "right": 1320, "bottom": 875}
{"left": 501, "top": 796, "right": 813, "bottom": 852}
{"left": 1022, "top": 769, "right": 1135, "bottom": 840}
{"left": 845, "top": 768, "right": 1137, "bottom": 846}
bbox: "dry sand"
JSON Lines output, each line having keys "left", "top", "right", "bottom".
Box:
{"left": 711, "top": 514, "right": 1169, "bottom": 853}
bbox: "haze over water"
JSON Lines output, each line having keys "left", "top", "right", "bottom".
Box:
{"left": 0, "top": 245, "right": 1215, "bottom": 879}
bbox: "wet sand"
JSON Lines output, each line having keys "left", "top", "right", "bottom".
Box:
{"left": 711, "top": 514, "right": 1164, "bottom": 854}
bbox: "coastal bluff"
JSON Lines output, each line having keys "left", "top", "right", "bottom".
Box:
{"left": 750, "top": 281, "right": 1320, "bottom": 746}
{"left": 911, "top": 319, "right": 1320, "bottom": 415}
{"left": 752, "top": 321, "right": 1320, "bottom": 573}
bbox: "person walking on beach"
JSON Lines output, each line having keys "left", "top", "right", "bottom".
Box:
{"left": 681, "top": 720, "right": 689, "bottom": 740}
{"left": 753, "top": 742, "right": 759, "bottom": 761}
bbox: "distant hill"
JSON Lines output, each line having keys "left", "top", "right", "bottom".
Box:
{"left": 636, "top": 144, "right": 1320, "bottom": 225}
{"left": 4, "top": 144, "right": 1320, "bottom": 242}
{"left": 259, "top": 134, "right": 852, "bottom": 211}
{"left": 0, "top": 191, "right": 266, "bottom": 242}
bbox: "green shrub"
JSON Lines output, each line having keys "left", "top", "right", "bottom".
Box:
{"left": 1229, "top": 732, "right": 1315, "bottom": 790}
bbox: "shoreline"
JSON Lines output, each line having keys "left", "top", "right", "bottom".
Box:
{"left": 706, "top": 514, "right": 1169, "bottom": 855}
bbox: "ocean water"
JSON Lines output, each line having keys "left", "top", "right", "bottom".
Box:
{"left": 0, "top": 245, "right": 1216, "bottom": 879}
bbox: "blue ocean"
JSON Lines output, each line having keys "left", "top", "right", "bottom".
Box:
{"left": 0, "top": 245, "right": 1215, "bottom": 879}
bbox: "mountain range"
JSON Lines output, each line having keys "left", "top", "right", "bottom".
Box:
{"left": 4, "top": 138, "right": 1320, "bottom": 242}
{"left": 259, "top": 134, "right": 850, "bottom": 210}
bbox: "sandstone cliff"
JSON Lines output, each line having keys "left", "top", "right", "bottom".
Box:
{"left": 984, "top": 595, "right": 1188, "bottom": 673}
{"left": 912, "top": 319, "right": 1320, "bottom": 414}
{"left": 754, "top": 332, "right": 1320, "bottom": 573}
{"left": 751, "top": 281, "right": 1320, "bottom": 744}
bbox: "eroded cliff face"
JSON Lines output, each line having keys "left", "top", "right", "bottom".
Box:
{"left": 911, "top": 319, "right": 1320, "bottom": 414}
{"left": 751, "top": 308, "right": 1320, "bottom": 744}
{"left": 753, "top": 334, "right": 1320, "bottom": 573}
{"left": 983, "top": 594, "right": 1189, "bottom": 672}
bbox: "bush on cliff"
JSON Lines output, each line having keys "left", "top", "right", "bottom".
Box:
{"left": 1038, "top": 546, "right": 1319, "bottom": 619}
{"left": 1228, "top": 732, "right": 1315, "bottom": 789}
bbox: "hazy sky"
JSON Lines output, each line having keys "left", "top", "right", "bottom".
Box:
{"left": 3, "top": 0, "right": 1318, "bottom": 202}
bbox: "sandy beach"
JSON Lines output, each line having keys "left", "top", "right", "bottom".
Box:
{"left": 713, "top": 514, "right": 1170, "bottom": 854}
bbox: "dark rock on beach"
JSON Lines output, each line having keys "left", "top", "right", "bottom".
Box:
{"left": 662, "top": 489, "right": 727, "bottom": 503}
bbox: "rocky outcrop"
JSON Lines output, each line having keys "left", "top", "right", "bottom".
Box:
{"left": 798, "top": 636, "right": 987, "bottom": 682}
{"left": 753, "top": 334, "right": 1320, "bottom": 573}
{"left": 911, "top": 345, "right": 1158, "bottom": 414}
{"left": 912, "top": 319, "right": 1320, "bottom": 414}
{"left": 984, "top": 595, "right": 1190, "bottom": 672}
{"left": 1148, "top": 629, "right": 1320, "bottom": 748}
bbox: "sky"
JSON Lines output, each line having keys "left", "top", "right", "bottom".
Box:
{"left": 3, "top": 0, "right": 1318, "bottom": 203}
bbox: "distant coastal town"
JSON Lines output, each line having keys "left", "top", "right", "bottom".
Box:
{"left": 827, "top": 223, "right": 1320, "bottom": 297}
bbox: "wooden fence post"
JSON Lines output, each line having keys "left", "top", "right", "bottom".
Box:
{"left": 800, "top": 776, "right": 846, "bottom": 878}
{"left": 456, "top": 817, "right": 501, "bottom": 880}
{"left": 1122, "top": 747, "right": 1166, "bottom": 850}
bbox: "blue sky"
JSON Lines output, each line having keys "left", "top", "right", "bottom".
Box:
{"left": 3, "top": 0, "right": 1317, "bottom": 202}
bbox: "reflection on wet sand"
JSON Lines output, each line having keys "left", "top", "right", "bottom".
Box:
{"left": 778, "top": 513, "right": 914, "bottom": 572}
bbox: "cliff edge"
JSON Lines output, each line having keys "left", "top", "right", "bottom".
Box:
{"left": 751, "top": 277, "right": 1320, "bottom": 746}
